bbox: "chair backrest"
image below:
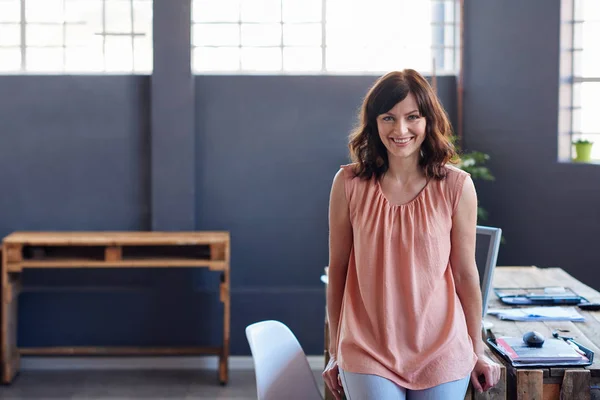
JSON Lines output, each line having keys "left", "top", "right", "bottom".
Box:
{"left": 246, "top": 320, "right": 323, "bottom": 400}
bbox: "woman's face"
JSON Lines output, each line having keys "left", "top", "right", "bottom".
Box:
{"left": 376, "top": 92, "right": 427, "bottom": 161}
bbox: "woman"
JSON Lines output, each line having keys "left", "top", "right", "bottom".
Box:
{"left": 323, "top": 70, "right": 501, "bottom": 400}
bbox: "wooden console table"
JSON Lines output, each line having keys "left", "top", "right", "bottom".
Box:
{"left": 0, "top": 231, "right": 230, "bottom": 385}
{"left": 489, "top": 266, "right": 600, "bottom": 400}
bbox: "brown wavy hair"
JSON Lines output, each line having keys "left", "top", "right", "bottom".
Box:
{"left": 348, "top": 69, "right": 458, "bottom": 180}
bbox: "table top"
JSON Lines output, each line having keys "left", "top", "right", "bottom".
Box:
{"left": 488, "top": 266, "right": 600, "bottom": 375}
{"left": 3, "top": 231, "right": 230, "bottom": 245}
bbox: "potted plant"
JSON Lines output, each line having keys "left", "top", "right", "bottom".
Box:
{"left": 573, "top": 139, "right": 594, "bottom": 162}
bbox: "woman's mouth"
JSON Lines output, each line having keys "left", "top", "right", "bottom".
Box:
{"left": 391, "top": 137, "right": 413, "bottom": 146}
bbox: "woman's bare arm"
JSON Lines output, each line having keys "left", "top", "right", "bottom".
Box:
{"left": 327, "top": 169, "right": 353, "bottom": 357}
{"left": 449, "top": 176, "right": 486, "bottom": 356}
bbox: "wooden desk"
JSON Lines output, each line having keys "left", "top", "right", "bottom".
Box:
{"left": 489, "top": 266, "right": 600, "bottom": 400}
{"left": 1, "top": 231, "right": 230, "bottom": 385}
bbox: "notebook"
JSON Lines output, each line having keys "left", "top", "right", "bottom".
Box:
{"left": 487, "top": 336, "right": 594, "bottom": 367}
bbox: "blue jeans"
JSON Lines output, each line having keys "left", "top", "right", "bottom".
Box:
{"left": 339, "top": 368, "right": 470, "bottom": 400}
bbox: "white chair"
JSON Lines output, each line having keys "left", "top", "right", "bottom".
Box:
{"left": 246, "top": 320, "right": 323, "bottom": 400}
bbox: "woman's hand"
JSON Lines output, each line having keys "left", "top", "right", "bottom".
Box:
{"left": 471, "top": 353, "right": 501, "bottom": 393}
{"left": 322, "top": 356, "right": 344, "bottom": 400}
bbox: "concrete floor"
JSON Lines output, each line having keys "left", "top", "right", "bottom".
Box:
{"left": 0, "top": 369, "right": 326, "bottom": 399}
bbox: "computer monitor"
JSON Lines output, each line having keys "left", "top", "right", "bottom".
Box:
{"left": 475, "top": 225, "right": 502, "bottom": 318}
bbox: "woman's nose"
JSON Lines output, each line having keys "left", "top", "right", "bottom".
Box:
{"left": 397, "top": 120, "right": 409, "bottom": 134}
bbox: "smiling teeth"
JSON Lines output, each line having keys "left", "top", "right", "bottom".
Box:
{"left": 393, "top": 138, "right": 411, "bottom": 144}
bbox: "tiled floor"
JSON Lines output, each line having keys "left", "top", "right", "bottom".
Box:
{"left": 0, "top": 369, "right": 326, "bottom": 399}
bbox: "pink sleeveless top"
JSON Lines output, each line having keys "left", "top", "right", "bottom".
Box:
{"left": 336, "top": 163, "right": 478, "bottom": 390}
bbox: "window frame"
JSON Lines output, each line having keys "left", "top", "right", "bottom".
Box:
{"left": 0, "top": 0, "right": 153, "bottom": 74}
{"left": 559, "top": 0, "right": 600, "bottom": 162}
{"left": 190, "top": 0, "right": 460, "bottom": 75}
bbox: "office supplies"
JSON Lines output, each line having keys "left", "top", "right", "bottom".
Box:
{"left": 487, "top": 306, "right": 585, "bottom": 321}
{"left": 578, "top": 302, "right": 600, "bottom": 311}
{"left": 494, "top": 286, "right": 587, "bottom": 305}
{"left": 523, "top": 331, "right": 545, "bottom": 347}
{"left": 487, "top": 336, "right": 594, "bottom": 367}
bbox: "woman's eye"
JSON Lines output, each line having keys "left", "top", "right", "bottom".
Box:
{"left": 382, "top": 116, "right": 394, "bottom": 122}
{"left": 408, "top": 114, "right": 420, "bottom": 121}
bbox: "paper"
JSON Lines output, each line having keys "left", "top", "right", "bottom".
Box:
{"left": 487, "top": 307, "right": 585, "bottom": 321}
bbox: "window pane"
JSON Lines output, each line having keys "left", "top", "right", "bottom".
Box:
{"left": 282, "top": 0, "right": 321, "bottom": 22}
{"left": 193, "top": 0, "right": 240, "bottom": 22}
{"left": 283, "top": 47, "right": 321, "bottom": 71}
{"left": 326, "top": 47, "right": 366, "bottom": 72}
{"left": 26, "top": 0, "right": 64, "bottom": 23}
{"left": 105, "top": 36, "right": 133, "bottom": 71}
{"left": 193, "top": 23, "right": 239, "bottom": 46}
{"left": 133, "top": 36, "right": 152, "bottom": 73}
{"left": 241, "top": 47, "right": 281, "bottom": 70}
{"left": 241, "top": 23, "right": 280, "bottom": 46}
{"left": 581, "top": 22, "right": 600, "bottom": 77}
{"left": 27, "top": 47, "right": 64, "bottom": 71}
{"left": 0, "top": 24, "right": 20, "bottom": 46}
{"left": 0, "top": 0, "right": 21, "bottom": 23}
{"left": 441, "top": 1, "right": 457, "bottom": 23}
{"left": 105, "top": 0, "right": 132, "bottom": 33}
{"left": 241, "top": 0, "right": 280, "bottom": 23}
{"left": 64, "top": 0, "right": 103, "bottom": 29}
{"left": 580, "top": 0, "right": 600, "bottom": 22}
{"left": 283, "top": 23, "right": 321, "bottom": 46}
{"left": 65, "top": 24, "right": 95, "bottom": 46}
{"left": 65, "top": 42, "right": 103, "bottom": 72}
{"left": 133, "top": 0, "right": 153, "bottom": 33}
{"left": 193, "top": 46, "right": 240, "bottom": 71}
{"left": 27, "top": 24, "right": 64, "bottom": 47}
{"left": 580, "top": 82, "right": 600, "bottom": 133}
{"left": 0, "top": 47, "right": 21, "bottom": 71}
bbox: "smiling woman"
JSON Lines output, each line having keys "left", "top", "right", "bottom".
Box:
{"left": 323, "top": 69, "right": 502, "bottom": 399}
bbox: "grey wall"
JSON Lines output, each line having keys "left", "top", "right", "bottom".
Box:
{"left": 194, "top": 75, "right": 457, "bottom": 354}
{"left": 463, "top": 0, "right": 600, "bottom": 289}
{"left": 0, "top": 76, "right": 150, "bottom": 232}
{"left": 0, "top": 72, "right": 456, "bottom": 355}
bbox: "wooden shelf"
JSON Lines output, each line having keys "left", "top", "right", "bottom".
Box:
{"left": 20, "top": 346, "right": 223, "bottom": 356}
{"left": 8, "top": 259, "right": 227, "bottom": 271}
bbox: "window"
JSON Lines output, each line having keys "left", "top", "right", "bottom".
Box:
{"left": 0, "top": 0, "right": 153, "bottom": 74}
{"left": 191, "top": 0, "right": 459, "bottom": 74}
{"left": 560, "top": 0, "right": 600, "bottom": 161}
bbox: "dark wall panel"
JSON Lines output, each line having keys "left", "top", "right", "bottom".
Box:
{"left": 194, "top": 75, "right": 457, "bottom": 353}
{"left": 463, "top": 0, "right": 600, "bottom": 289}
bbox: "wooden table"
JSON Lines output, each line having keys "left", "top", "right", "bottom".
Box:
{"left": 1, "top": 231, "right": 231, "bottom": 385}
{"left": 488, "top": 266, "right": 600, "bottom": 400}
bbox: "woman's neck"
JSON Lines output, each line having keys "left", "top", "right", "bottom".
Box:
{"left": 385, "top": 153, "right": 423, "bottom": 183}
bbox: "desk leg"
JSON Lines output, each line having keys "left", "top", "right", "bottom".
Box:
{"left": 219, "top": 270, "right": 230, "bottom": 386}
{"left": 1, "top": 266, "right": 21, "bottom": 385}
{"left": 516, "top": 370, "right": 543, "bottom": 400}
{"left": 560, "top": 370, "right": 591, "bottom": 400}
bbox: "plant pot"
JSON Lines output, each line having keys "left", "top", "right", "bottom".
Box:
{"left": 573, "top": 143, "right": 593, "bottom": 162}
